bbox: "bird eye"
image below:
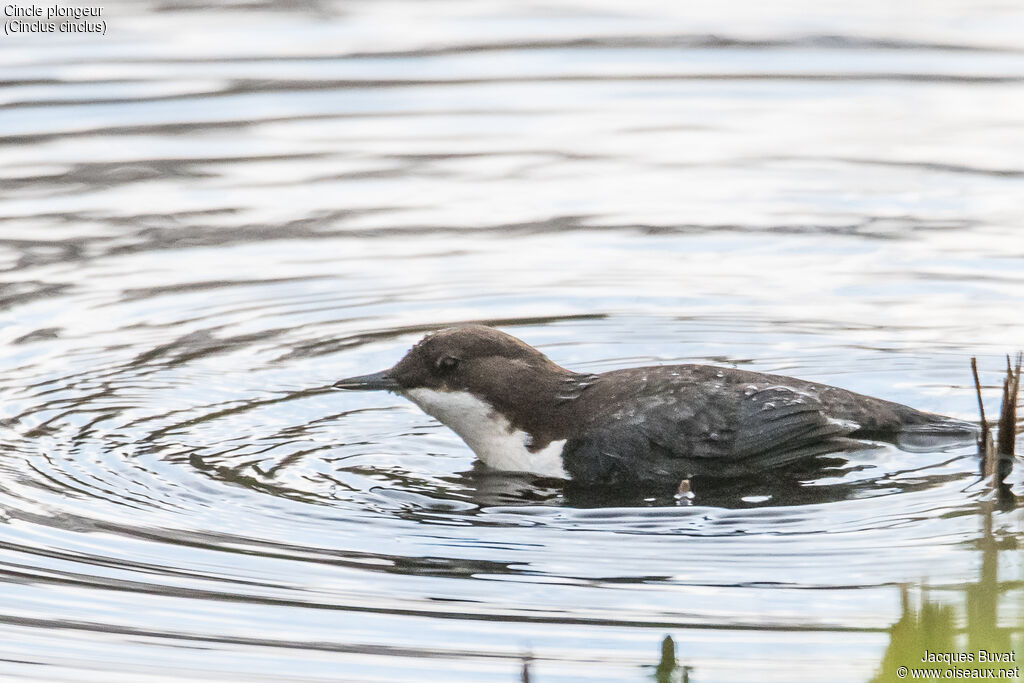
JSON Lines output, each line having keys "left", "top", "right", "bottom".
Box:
{"left": 436, "top": 356, "right": 460, "bottom": 371}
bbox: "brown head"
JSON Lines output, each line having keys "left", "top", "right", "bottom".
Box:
{"left": 333, "top": 325, "right": 569, "bottom": 399}
{"left": 333, "top": 325, "right": 587, "bottom": 468}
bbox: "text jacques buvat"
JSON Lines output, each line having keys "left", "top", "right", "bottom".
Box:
{"left": 4, "top": 4, "right": 106, "bottom": 35}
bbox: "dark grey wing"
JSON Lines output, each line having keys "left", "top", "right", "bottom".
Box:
{"left": 727, "top": 385, "right": 860, "bottom": 470}
{"left": 562, "top": 385, "right": 858, "bottom": 485}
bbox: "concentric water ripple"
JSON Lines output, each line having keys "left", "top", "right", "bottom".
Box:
{"left": 3, "top": 0, "right": 1024, "bottom": 681}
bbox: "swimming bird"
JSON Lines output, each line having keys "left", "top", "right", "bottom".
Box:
{"left": 333, "top": 325, "right": 975, "bottom": 488}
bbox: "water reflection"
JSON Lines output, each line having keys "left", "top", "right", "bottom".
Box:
{"left": 871, "top": 498, "right": 1022, "bottom": 682}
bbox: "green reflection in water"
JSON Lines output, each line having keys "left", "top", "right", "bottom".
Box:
{"left": 653, "top": 635, "right": 693, "bottom": 683}
{"left": 871, "top": 498, "right": 1021, "bottom": 683}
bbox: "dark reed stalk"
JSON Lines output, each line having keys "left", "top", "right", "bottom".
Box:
{"left": 972, "top": 354, "right": 1020, "bottom": 485}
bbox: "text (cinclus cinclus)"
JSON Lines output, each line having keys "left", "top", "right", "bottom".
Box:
{"left": 333, "top": 325, "right": 976, "bottom": 488}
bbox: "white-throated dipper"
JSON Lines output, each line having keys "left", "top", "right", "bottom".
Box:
{"left": 334, "top": 325, "right": 975, "bottom": 487}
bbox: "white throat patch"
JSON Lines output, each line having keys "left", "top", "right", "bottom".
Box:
{"left": 403, "top": 388, "right": 568, "bottom": 479}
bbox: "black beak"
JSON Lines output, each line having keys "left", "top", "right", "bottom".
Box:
{"left": 332, "top": 369, "right": 399, "bottom": 391}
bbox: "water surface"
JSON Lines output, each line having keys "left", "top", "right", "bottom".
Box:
{"left": 2, "top": 1, "right": 1024, "bottom": 681}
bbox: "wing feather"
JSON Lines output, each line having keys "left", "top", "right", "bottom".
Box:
{"left": 563, "top": 385, "right": 858, "bottom": 485}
